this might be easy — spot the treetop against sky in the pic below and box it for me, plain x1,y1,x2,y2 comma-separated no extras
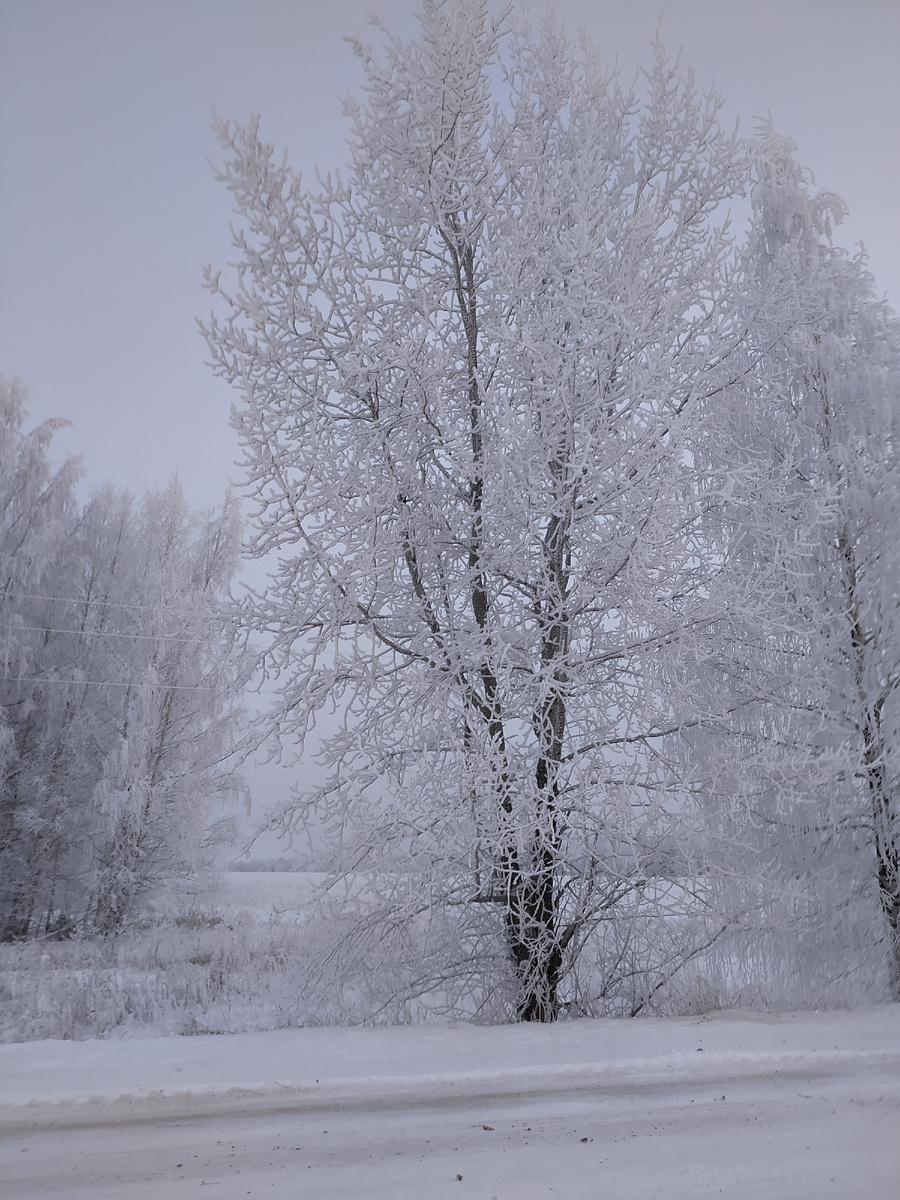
0,0,896,505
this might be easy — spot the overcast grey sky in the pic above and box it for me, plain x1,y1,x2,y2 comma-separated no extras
2,0,898,511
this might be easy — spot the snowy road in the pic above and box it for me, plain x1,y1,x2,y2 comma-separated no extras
3,1007,899,1199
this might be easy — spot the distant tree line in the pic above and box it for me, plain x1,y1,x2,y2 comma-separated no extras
0,378,247,940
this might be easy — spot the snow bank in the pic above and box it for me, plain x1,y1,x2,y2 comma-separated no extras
3,1006,898,1200
3,1003,897,1109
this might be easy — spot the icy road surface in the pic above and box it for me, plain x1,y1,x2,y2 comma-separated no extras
2,1005,898,1199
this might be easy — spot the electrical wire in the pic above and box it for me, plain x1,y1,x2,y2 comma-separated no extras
2,592,232,619
0,622,214,645
2,675,218,692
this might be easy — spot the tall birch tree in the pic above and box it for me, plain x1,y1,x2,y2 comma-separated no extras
735,129,900,998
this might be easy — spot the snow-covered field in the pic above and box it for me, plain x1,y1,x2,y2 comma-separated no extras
3,1005,898,1199
0,872,331,1043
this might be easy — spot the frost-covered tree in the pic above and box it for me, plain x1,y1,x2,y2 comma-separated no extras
84,481,249,934
0,378,82,938
204,1,753,1020
0,387,247,938
729,129,900,999
682,132,900,1007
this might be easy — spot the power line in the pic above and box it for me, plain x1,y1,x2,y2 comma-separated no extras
2,592,233,619
0,622,212,645
2,675,218,692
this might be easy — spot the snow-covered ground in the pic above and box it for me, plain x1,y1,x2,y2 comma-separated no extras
3,1004,898,1198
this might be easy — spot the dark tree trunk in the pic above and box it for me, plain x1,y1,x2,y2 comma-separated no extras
841,532,899,999
505,844,562,1021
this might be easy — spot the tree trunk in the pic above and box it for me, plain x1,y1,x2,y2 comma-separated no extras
505,842,562,1021
841,532,900,999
